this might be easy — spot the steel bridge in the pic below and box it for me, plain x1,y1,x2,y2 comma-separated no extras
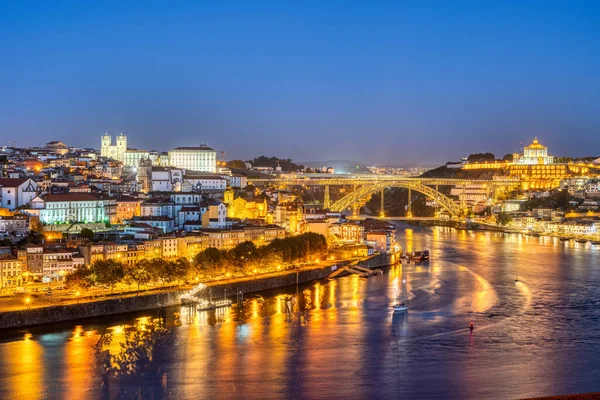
248,175,519,218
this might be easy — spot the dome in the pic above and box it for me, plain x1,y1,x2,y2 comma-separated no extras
525,137,547,150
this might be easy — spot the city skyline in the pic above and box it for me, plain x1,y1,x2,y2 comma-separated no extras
2,1,600,165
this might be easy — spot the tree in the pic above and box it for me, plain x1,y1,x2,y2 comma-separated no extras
467,153,495,162
171,258,191,286
90,259,125,293
496,212,512,226
126,260,152,293
226,160,247,170
146,258,176,287
66,265,94,292
80,228,95,240
194,248,223,274
502,153,514,162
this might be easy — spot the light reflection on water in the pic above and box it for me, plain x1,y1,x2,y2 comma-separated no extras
0,224,600,399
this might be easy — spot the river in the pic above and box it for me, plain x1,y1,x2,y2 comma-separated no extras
1,223,600,399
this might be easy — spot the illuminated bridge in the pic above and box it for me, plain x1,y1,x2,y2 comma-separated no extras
248,175,520,218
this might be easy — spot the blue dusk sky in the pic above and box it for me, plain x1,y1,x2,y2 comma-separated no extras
1,1,599,165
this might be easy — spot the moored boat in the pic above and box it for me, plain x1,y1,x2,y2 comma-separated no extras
408,250,430,262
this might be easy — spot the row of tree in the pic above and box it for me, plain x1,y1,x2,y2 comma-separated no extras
67,258,192,293
66,233,328,292
194,232,328,275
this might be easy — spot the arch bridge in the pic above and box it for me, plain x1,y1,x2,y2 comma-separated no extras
248,175,519,219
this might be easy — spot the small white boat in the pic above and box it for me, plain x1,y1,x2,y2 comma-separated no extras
392,279,409,313
393,303,408,312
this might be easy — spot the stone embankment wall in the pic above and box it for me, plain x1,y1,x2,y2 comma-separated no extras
0,252,399,330
0,290,186,330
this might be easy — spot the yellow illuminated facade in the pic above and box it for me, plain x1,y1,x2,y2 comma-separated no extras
463,137,596,189
224,189,269,221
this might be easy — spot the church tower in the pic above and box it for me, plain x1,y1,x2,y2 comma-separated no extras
116,133,127,162
101,133,112,158
138,157,153,192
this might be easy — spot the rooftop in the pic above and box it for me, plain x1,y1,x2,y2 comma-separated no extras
171,146,214,151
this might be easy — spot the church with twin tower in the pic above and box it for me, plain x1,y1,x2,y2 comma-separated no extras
100,133,127,162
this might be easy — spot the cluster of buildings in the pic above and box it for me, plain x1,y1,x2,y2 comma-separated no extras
460,137,600,190
0,133,402,290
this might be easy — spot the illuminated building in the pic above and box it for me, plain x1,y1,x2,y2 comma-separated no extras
44,141,69,155
450,184,489,205
123,150,150,167
463,137,596,189
168,145,217,173
275,201,304,233
115,197,142,223
37,193,117,224
0,178,38,210
224,189,269,221
329,221,365,244
16,244,44,280
0,254,23,289
513,137,554,165
100,133,127,162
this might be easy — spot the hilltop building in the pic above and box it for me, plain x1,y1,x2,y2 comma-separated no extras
168,145,217,173
100,133,127,162
513,137,554,165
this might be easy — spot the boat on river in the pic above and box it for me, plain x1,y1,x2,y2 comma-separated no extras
392,279,409,313
575,239,589,244
408,250,430,262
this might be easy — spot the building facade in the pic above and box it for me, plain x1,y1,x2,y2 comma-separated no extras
168,146,217,173
100,133,127,162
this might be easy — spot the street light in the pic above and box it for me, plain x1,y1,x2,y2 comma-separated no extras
25,297,31,309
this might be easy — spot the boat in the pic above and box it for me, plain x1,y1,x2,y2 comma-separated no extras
559,237,571,242
575,239,589,244
592,241,600,246
408,250,430,262
392,279,409,313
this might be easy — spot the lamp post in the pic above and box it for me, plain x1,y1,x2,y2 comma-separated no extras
25,297,31,309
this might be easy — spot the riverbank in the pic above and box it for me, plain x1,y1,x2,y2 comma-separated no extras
408,219,600,243
0,252,399,330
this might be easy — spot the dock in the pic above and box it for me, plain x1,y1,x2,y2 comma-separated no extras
327,261,383,279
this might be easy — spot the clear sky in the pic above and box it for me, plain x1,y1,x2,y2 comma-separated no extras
1,1,599,165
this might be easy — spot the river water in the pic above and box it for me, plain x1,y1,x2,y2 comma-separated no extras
1,224,600,399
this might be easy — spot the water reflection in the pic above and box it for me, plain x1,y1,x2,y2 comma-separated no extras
1,224,600,399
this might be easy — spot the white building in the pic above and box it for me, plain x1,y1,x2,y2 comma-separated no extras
0,178,38,210
38,193,117,224
123,150,150,167
100,133,127,162
42,248,81,281
513,137,554,165
182,174,228,191
168,145,217,173
450,184,489,205
228,175,248,189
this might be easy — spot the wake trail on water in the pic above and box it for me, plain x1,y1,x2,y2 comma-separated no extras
414,260,532,340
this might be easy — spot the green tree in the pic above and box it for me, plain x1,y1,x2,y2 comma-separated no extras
66,265,94,292
126,260,153,292
80,228,95,240
496,212,512,226
194,248,223,274
226,159,247,170
171,258,191,286
146,258,176,287
90,259,125,293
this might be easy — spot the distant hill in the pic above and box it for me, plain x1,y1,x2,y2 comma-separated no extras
299,159,370,174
